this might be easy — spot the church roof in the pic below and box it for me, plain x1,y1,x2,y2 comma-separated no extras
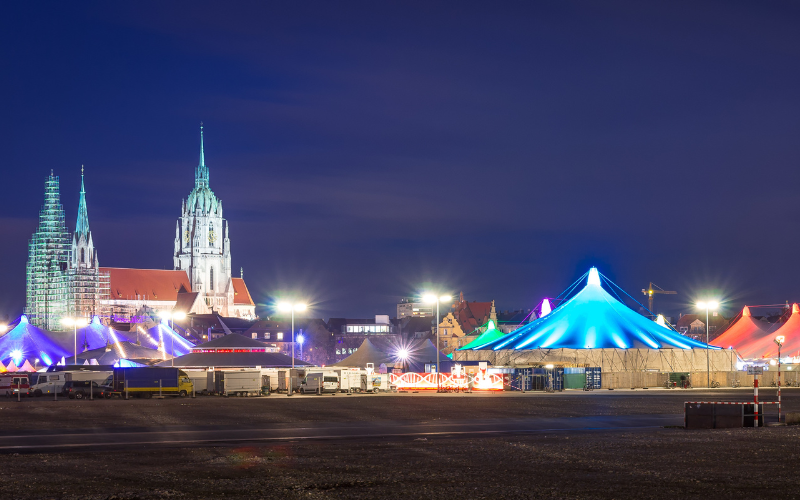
101,268,191,301
75,167,90,239
231,278,254,306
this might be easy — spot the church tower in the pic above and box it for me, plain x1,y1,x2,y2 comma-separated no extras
68,166,105,319
174,125,233,314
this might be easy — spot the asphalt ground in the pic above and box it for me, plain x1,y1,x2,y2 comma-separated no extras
1,389,797,499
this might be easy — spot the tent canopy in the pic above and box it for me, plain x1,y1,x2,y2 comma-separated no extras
738,304,800,359
459,320,506,350
332,337,448,372
0,315,71,366
473,268,715,351
712,306,772,353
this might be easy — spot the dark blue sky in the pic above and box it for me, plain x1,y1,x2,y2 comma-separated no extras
2,2,799,320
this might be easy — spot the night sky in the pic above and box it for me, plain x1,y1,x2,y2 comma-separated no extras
2,2,799,321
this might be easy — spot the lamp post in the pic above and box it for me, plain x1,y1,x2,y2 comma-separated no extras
159,311,187,366
398,348,409,373
61,317,88,365
775,335,785,422
423,293,452,393
696,301,719,389
278,302,307,396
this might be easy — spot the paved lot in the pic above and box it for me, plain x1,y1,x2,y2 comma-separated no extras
1,389,796,499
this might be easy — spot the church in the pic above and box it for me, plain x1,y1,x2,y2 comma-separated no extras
24,127,256,330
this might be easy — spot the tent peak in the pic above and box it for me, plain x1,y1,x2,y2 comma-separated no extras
587,267,601,286
541,298,551,317
743,306,751,317
794,303,799,315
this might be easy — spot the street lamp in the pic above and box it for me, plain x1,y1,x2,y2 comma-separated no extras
696,301,719,389
159,311,187,366
775,335,785,422
398,348,409,373
61,317,88,364
423,293,452,393
278,302,307,396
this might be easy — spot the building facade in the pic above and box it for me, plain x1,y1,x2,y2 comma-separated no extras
397,298,434,319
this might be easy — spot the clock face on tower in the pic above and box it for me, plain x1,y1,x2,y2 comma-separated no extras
208,229,217,245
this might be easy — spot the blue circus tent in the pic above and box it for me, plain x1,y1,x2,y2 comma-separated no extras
144,319,195,357
75,316,137,352
473,268,717,351
0,315,71,367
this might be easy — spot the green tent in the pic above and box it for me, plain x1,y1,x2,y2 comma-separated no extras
459,320,505,350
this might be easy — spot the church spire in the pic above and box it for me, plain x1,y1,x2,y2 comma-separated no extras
195,122,209,189
75,165,90,239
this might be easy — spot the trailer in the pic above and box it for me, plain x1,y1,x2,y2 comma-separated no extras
338,369,366,393
110,367,194,398
183,370,212,394
214,369,261,396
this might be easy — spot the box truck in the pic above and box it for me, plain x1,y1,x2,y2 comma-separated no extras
214,370,261,396
110,367,193,398
0,374,30,397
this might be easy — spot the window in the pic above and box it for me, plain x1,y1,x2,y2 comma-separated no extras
209,267,214,291
277,332,283,340
265,333,270,340
251,333,257,339
80,248,85,263
336,349,341,355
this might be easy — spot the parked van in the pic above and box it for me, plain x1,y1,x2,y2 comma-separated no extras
30,372,67,396
300,373,339,394
0,374,30,397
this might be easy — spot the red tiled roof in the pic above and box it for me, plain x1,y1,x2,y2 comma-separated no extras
101,267,191,302
231,278,254,306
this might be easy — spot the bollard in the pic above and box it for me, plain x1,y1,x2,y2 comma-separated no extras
159,379,162,398
754,377,759,427
17,388,20,402
90,382,93,401
192,385,196,398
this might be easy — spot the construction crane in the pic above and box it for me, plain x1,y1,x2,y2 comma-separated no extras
642,282,676,317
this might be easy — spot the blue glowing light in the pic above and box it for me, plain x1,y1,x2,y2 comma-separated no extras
10,350,22,365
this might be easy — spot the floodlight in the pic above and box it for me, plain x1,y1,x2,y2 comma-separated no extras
696,302,707,309
398,348,409,360
277,302,292,312
422,294,437,304
776,335,785,346
61,318,74,326
545,364,554,369
158,311,170,319
294,304,307,312
439,295,452,302
708,301,719,310
297,334,305,344
173,312,187,320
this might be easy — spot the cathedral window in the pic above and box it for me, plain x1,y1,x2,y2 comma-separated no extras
209,267,214,290
80,248,85,263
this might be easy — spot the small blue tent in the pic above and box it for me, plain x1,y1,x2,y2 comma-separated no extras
474,268,717,351
0,315,71,366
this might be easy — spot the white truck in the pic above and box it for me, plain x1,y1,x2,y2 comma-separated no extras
214,369,262,396
182,370,212,394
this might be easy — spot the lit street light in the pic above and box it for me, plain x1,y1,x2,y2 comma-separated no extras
775,335,785,421
696,301,719,389
423,293,452,393
159,311,187,366
278,302,307,396
61,317,88,364
398,348,409,372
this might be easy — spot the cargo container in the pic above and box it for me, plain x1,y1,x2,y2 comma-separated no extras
110,367,193,398
214,369,261,396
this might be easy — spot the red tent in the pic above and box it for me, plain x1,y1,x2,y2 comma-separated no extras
738,304,799,359
712,306,771,351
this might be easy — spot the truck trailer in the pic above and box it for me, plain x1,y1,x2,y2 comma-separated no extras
110,367,193,398
214,369,261,396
